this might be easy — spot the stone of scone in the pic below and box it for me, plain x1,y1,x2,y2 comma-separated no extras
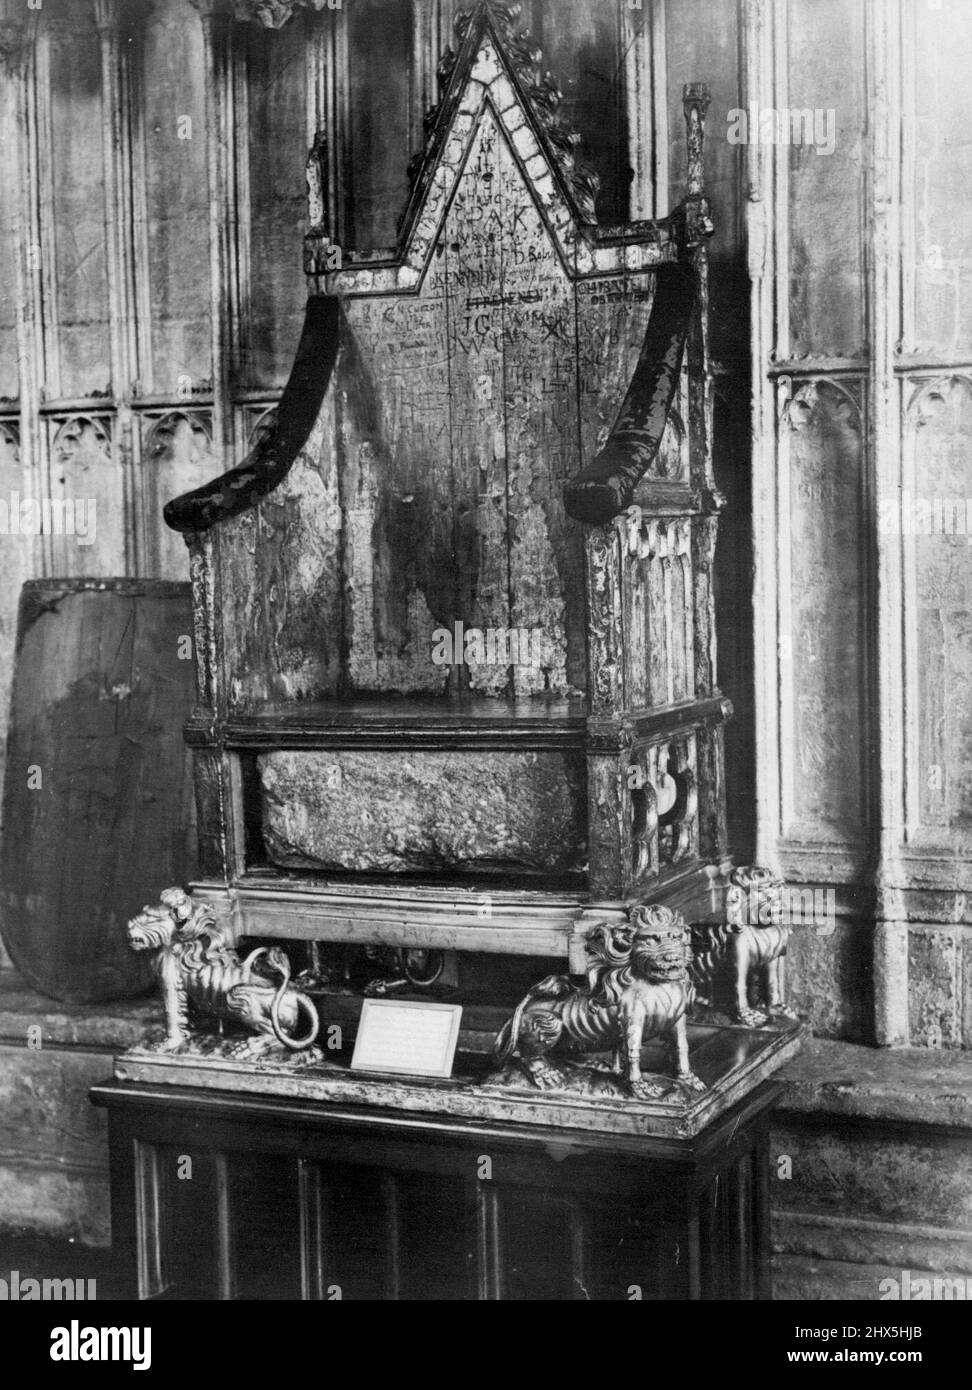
259,750,587,873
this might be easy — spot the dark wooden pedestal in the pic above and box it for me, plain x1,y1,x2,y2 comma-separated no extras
91,1078,779,1301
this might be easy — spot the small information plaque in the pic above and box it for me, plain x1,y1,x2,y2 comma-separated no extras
350,999,463,1080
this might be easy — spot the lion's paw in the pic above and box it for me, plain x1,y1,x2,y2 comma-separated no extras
676,1071,707,1094
228,1035,278,1060
525,1062,569,1092
159,1035,188,1054
629,1076,667,1101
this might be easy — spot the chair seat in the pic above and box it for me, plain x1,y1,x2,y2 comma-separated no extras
220,693,589,751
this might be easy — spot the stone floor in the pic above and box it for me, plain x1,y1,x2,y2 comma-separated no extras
770,1038,972,1297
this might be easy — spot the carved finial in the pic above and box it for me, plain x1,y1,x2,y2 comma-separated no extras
683,83,710,198
403,0,601,231
305,130,327,228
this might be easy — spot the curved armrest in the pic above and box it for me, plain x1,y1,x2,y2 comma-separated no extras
164,295,341,535
563,264,696,525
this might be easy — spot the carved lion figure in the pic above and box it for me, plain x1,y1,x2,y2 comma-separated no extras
690,865,795,1027
493,904,704,1099
128,887,319,1054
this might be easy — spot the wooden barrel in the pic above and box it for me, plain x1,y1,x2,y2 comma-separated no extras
0,579,197,1003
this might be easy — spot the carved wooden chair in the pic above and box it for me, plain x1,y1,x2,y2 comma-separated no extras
163,1,728,1000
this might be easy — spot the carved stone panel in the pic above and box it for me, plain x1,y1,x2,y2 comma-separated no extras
242,17,310,389
0,420,19,488
911,3,972,357
907,377,972,844
782,379,867,843
241,406,278,450
142,412,216,580
47,11,112,399
48,415,122,576
0,131,17,402
0,422,24,782
141,0,211,397
786,0,867,359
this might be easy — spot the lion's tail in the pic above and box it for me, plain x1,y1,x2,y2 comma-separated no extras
493,974,570,1065
252,947,320,1051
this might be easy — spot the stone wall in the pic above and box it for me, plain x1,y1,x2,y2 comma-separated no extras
771,1040,972,1299
745,0,972,1049
0,976,157,1246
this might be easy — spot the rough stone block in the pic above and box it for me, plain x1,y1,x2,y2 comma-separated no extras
260,750,587,874
772,1254,905,1301
772,1040,972,1263
0,1045,109,1173
0,974,157,1242
772,1208,972,1276
0,1162,109,1246
0,1043,113,1243
909,925,961,1047
771,1119,971,1229
785,918,871,1042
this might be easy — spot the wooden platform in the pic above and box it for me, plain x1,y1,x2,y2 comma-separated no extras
92,1071,783,1300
